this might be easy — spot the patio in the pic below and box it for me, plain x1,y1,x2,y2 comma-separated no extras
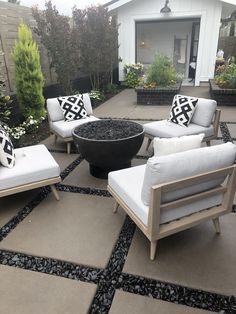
0,86,236,313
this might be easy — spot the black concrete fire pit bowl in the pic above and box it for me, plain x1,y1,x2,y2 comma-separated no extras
73,119,144,179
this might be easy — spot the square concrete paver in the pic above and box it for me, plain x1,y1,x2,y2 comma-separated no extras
0,265,96,314
51,152,78,172
63,160,108,189
0,192,125,268
123,213,236,296
63,158,146,189
110,291,213,314
0,190,38,228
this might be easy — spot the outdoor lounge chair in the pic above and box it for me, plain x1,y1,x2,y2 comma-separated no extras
0,144,61,200
144,95,221,151
47,93,99,154
108,142,236,260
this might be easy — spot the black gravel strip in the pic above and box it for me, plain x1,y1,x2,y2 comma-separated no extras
0,189,49,241
0,250,103,284
89,216,136,314
220,122,234,143
60,155,84,180
57,184,111,198
117,273,236,313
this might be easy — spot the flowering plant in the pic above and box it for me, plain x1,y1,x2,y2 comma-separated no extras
124,63,144,88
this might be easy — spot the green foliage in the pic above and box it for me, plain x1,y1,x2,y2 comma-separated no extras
146,53,177,87
89,89,105,102
72,5,119,89
104,83,118,94
123,63,144,88
32,1,75,94
215,62,236,88
12,23,45,119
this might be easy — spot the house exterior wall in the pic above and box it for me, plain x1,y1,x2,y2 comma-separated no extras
116,0,222,85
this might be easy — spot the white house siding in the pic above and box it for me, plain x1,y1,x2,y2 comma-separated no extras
116,0,223,85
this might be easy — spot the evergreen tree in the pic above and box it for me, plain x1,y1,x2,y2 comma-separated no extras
12,23,45,119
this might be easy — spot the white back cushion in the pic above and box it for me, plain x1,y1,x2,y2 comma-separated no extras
141,142,236,206
47,93,93,122
191,98,217,127
153,134,204,157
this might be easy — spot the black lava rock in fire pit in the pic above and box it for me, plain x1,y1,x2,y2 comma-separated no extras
73,119,144,179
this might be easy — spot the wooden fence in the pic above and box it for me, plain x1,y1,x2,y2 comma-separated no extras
0,1,57,94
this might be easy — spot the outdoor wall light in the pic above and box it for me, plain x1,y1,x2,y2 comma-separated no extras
160,0,171,13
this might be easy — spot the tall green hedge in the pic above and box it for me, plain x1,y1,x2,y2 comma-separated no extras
12,23,45,119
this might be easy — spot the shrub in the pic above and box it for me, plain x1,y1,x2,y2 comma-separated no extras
12,23,46,120
124,63,144,88
32,1,75,94
146,53,176,87
215,62,236,88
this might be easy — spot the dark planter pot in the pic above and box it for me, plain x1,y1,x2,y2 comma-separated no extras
73,119,144,179
135,82,181,105
209,79,236,106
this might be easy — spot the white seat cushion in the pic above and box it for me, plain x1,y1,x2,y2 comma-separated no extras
0,145,60,190
144,120,214,138
109,165,148,224
50,116,99,138
108,164,223,226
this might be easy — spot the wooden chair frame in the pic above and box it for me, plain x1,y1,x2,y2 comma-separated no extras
145,109,221,151
0,176,61,200
108,164,236,260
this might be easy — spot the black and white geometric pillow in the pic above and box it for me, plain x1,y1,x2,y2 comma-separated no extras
57,94,88,122
169,94,198,127
0,128,15,168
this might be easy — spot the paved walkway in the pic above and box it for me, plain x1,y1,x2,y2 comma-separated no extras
94,86,236,122
0,87,235,314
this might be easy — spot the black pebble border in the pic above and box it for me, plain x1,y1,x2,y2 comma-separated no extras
220,122,234,143
0,250,103,285
0,122,235,314
118,273,236,313
57,184,111,198
89,216,136,313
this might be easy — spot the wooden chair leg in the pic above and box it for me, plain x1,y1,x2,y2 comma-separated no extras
206,140,211,147
146,138,152,151
54,134,58,144
67,142,71,154
212,217,221,234
150,240,158,260
50,185,60,201
113,202,119,213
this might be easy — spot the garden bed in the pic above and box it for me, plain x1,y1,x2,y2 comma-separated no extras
135,82,181,105
209,79,236,106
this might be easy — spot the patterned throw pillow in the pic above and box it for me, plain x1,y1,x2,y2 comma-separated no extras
57,94,88,122
0,128,15,168
169,94,198,127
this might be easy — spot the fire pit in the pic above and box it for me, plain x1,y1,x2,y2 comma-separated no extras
73,119,144,178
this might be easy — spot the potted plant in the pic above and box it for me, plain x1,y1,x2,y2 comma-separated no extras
135,53,181,105
209,59,236,106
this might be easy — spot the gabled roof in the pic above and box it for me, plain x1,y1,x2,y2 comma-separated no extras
105,0,236,11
